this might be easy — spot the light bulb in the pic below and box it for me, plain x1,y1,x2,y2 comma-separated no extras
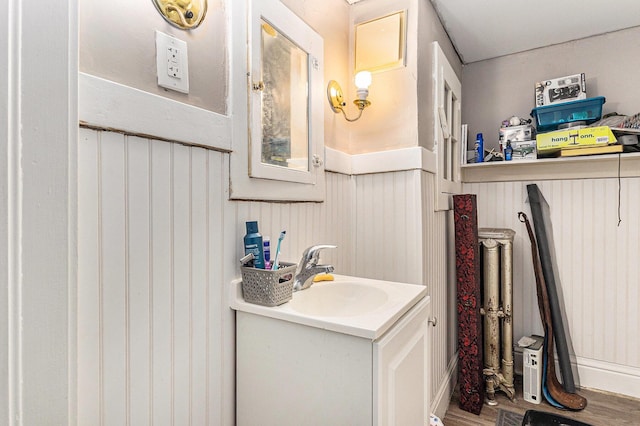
354,71,372,90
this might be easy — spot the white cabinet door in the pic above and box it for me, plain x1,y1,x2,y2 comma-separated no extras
236,296,431,426
236,312,372,426
374,297,430,425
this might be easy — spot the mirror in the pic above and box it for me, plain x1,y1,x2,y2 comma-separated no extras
355,11,406,73
231,0,325,201
243,0,324,193
260,20,309,172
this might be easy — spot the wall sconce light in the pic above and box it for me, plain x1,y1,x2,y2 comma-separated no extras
152,0,207,30
327,71,372,122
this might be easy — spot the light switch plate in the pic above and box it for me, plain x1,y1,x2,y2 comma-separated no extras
155,31,189,94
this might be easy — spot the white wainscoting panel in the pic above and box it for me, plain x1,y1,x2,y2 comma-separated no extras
233,168,459,414
352,170,424,284
231,172,356,278
345,169,456,416
78,130,465,424
78,128,228,425
421,171,458,417
464,178,640,397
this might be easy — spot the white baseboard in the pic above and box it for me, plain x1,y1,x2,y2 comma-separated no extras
437,352,640,420
573,356,640,399
431,355,458,419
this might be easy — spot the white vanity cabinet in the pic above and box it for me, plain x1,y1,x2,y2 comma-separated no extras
235,294,430,426
374,296,430,425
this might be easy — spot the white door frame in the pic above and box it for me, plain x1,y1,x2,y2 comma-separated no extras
1,0,78,424
432,41,462,211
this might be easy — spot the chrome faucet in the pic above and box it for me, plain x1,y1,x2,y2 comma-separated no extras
293,244,336,291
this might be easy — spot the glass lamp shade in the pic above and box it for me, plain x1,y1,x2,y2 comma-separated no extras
354,71,372,90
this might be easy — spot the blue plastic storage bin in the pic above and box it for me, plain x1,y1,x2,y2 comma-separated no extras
531,96,605,133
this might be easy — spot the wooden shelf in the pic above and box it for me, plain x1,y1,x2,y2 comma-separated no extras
461,151,640,183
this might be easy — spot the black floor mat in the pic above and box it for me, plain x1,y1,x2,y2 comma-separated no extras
496,408,524,426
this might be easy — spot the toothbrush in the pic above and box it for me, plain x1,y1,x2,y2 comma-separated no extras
271,231,286,271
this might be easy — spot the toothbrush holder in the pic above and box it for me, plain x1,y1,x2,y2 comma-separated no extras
240,262,297,307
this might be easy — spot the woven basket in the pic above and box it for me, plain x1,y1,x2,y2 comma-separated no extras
240,262,297,307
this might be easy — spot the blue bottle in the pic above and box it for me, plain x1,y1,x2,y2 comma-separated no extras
244,221,265,269
505,141,513,161
475,133,484,163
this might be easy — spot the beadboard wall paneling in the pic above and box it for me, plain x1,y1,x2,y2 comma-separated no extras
77,129,101,425
464,179,640,372
348,169,454,414
325,171,358,277
422,171,458,416
78,128,228,425
78,127,459,424
231,172,356,277
238,169,455,415
353,171,424,284
463,181,543,348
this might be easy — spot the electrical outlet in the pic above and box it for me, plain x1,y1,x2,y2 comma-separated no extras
167,45,182,79
155,31,189,94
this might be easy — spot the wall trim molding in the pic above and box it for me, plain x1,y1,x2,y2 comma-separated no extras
80,73,438,180
79,72,232,151
325,146,437,176
432,355,458,419
440,352,640,410
5,0,79,423
573,356,640,399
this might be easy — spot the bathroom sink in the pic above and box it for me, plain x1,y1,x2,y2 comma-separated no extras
289,282,389,317
230,274,428,339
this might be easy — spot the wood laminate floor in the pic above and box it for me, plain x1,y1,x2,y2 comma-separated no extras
442,376,640,426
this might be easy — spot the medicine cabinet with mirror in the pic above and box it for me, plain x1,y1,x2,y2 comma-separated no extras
230,0,325,201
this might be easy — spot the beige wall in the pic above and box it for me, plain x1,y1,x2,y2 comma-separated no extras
80,0,351,150
79,0,460,155
281,0,352,154
80,0,227,113
346,0,418,154
462,26,640,153
341,0,462,154
417,0,462,152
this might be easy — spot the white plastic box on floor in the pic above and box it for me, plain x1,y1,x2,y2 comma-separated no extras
523,335,544,404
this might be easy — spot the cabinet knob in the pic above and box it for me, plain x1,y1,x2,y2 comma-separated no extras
428,317,438,327
252,81,265,92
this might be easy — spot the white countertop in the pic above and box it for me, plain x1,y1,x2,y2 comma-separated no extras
230,274,428,340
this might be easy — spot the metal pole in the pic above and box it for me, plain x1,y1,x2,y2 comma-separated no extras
482,239,500,405
501,238,515,396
